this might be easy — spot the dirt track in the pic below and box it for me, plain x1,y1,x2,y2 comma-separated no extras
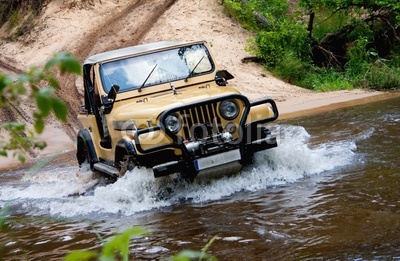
60,0,177,139
0,59,31,125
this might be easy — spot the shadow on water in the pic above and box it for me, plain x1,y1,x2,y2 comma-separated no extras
1,96,400,260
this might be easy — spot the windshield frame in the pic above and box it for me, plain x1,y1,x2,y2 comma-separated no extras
99,43,215,94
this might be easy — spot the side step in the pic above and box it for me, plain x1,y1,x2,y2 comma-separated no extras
93,162,120,176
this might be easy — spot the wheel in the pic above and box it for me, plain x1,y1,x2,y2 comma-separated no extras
180,171,196,183
117,155,136,177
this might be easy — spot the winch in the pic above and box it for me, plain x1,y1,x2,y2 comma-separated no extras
184,132,234,156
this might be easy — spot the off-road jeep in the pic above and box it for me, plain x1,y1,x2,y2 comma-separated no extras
76,41,279,180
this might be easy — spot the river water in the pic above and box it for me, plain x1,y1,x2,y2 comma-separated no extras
0,96,399,260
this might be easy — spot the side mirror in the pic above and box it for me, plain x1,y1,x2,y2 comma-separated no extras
215,70,234,86
108,84,120,100
101,84,120,114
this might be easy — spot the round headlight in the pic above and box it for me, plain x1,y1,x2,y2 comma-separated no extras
220,100,239,120
165,114,182,133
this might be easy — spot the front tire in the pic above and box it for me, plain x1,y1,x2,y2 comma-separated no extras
117,155,136,177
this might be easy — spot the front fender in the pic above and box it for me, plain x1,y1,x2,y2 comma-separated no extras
115,138,136,160
76,129,98,165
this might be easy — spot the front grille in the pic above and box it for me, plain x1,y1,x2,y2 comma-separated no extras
179,102,223,139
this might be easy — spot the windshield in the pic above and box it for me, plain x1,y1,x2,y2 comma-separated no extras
99,44,214,93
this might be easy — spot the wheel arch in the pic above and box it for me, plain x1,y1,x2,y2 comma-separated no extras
76,129,98,166
115,138,137,166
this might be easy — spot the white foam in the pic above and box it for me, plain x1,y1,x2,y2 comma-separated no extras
0,166,98,201
0,125,365,217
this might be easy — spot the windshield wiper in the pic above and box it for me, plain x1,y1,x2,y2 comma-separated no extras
138,64,157,92
185,56,204,82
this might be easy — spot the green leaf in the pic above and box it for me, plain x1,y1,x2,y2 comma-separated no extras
51,98,68,121
200,235,218,259
0,150,7,157
172,250,205,261
34,116,45,134
48,76,59,88
29,66,45,81
4,75,28,99
18,153,26,163
172,235,218,261
44,55,57,70
46,52,81,75
2,122,25,132
35,87,55,117
0,205,9,231
64,250,97,261
17,74,31,84
101,227,147,260
34,141,47,150
13,151,26,163
0,74,12,92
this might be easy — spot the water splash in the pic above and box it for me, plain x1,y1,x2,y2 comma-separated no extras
0,125,366,217
0,165,97,201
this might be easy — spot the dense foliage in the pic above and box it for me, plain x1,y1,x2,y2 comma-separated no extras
0,0,46,40
223,0,400,91
0,0,94,39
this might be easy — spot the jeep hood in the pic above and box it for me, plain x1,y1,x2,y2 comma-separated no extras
111,87,241,123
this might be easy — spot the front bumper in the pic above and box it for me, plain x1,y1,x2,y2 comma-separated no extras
134,95,279,178
151,130,277,178
153,149,242,178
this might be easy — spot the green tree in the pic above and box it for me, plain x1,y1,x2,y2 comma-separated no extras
302,0,400,66
223,0,400,90
303,0,400,89
0,52,81,162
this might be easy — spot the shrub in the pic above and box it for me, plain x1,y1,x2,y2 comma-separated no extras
272,51,307,84
222,0,400,91
359,61,400,90
223,0,255,30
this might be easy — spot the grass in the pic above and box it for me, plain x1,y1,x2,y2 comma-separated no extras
302,68,354,91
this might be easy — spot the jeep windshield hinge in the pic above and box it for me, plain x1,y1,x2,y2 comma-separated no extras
170,82,177,95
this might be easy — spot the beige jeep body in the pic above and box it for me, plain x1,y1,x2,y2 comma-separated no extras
76,41,278,180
